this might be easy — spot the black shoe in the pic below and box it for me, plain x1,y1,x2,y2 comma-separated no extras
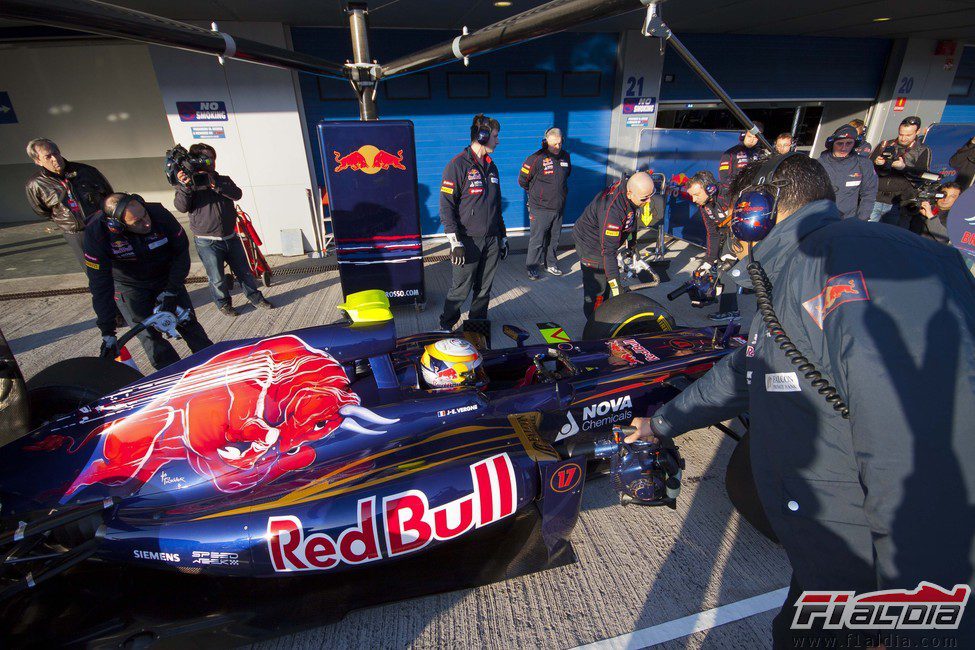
708,310,740,322
254,298,274,310
545,265,563,276
218,304,238,317
527,267,541,281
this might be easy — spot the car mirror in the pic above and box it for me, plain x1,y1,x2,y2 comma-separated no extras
502,325,529,348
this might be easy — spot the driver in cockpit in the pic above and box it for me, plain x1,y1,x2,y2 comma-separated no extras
419,338,487,389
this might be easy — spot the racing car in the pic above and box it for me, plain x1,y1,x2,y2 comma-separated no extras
0,289,753,640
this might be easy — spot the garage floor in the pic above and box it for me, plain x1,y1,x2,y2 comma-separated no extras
0,238,790,649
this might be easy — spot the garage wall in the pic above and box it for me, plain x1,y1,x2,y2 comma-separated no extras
291,28,618,234
148,22,317,255
0,42,173,224
941,45,975,123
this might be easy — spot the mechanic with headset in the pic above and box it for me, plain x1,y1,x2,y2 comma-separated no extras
869,115,932,225
173,144,272,317
84,193,213,370
438,114,508,332
717,121,767,197
626,154,975,648
685,171,742,322
519,127,571,281
817,124,878,220
571,171,656,318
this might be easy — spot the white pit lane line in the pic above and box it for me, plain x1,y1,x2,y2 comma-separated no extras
573,587,790,650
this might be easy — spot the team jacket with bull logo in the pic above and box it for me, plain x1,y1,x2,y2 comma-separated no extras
718,143,766,196
817,151,878,220
518,147,571,213
83,203,191,335
648,199,975,605
571,177,637,281
439,147,506,238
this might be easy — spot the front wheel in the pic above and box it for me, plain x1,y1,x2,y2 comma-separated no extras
26,357,144,429
582,293,677,341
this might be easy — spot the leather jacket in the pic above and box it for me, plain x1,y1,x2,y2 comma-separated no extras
25,161,113,233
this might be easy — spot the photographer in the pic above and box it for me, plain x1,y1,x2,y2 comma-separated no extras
818,125,877,220
919,182,961,245
869,116,932,226
172,144,272,316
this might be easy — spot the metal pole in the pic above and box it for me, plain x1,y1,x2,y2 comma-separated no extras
0,0,347,79
381,0,648,79
346,2,378,120
642,5,772,150
790,106,803,139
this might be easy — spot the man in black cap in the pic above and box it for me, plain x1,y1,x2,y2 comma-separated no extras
818,125,878,220
869,116,932,226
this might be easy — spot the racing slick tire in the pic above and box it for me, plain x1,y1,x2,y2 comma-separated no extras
25,357,144,429
582,293,677,341
725,432,779,543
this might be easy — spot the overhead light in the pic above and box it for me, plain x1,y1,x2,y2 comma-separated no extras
494,1,513,6
873,17,891,22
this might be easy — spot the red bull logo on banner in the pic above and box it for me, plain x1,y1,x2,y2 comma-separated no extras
58,335,397,497
266,453,517,571
333,145,407,174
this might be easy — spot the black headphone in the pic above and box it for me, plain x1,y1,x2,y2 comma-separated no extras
102,193,146,234
471,114,493,145
542,126,561,149
690,171,719,199
825,131,864,149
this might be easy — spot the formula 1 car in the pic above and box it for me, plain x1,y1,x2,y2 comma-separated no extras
0,290,746,642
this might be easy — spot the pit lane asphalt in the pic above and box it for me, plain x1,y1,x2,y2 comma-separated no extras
0,238,790,649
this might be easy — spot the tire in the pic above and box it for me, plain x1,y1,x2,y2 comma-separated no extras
582,293,678,341
262,271,273,287
26,357,144,430
725,432,779,543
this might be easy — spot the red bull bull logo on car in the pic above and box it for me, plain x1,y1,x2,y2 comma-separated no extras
266,453,517,572
333,145,407,174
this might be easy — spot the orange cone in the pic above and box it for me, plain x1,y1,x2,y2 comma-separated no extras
115,345,139,371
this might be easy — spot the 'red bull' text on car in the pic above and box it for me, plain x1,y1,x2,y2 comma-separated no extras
0,289,749,622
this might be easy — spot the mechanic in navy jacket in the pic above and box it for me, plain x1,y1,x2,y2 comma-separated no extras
438,115,508,331
519,127,571,280
818,124,877,220
571,172,655,318
718,121,767,197
84,193,213,370
627,155,975,647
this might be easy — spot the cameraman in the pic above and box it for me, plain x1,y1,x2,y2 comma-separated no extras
173,144,272,316
919,182,961,245
869,116,932,226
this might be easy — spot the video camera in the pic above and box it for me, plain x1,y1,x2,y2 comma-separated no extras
164,144,213,191
904,171,947,209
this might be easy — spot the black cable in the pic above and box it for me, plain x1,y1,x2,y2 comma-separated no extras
746,260,850,419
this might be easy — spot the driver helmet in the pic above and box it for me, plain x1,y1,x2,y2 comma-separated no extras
420,338,484,388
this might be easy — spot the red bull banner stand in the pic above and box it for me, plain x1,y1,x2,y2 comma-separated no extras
318,120,425,305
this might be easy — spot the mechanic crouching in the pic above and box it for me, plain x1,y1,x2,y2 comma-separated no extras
626,155,975,647
84,193,213,370
572,172,655,318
